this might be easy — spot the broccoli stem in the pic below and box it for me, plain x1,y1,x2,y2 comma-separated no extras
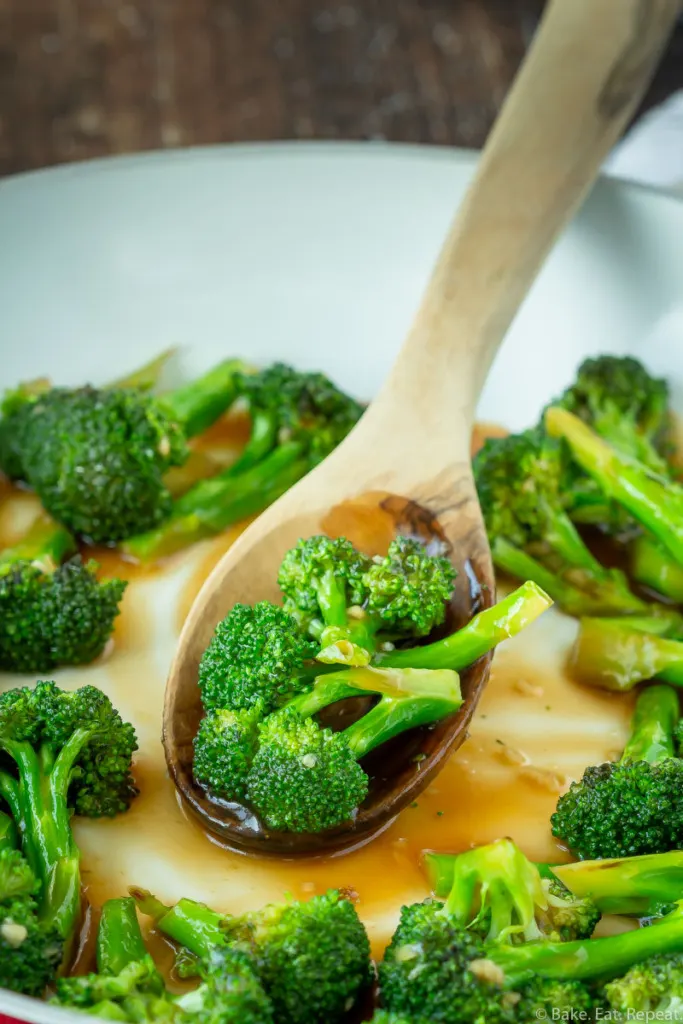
0,727,105,953
97,898,149,975
286,666,456,718
423,850,557,901
620,684,679,764
159,358,247,439
130,890,224,959
0,514,76,570
554,851,683,917
343,671,462,759
490,900,683,987
546,406,683,565
631,533,683,603
222,409,278,478
378,582,552,671
492,539,608,617
122,442,309,561
0,809,17,853
570,619,683,692
108,349,176,392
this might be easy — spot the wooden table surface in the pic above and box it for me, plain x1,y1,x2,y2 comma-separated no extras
1,1,682,177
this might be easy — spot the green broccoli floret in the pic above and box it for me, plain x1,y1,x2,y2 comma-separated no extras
551,684,683,859
193,703,264,802
379,895,683,1024
197,602,319,713
0,515,126,672
56,896,274,1024
133,887,372,1024
555,355,671,475
0,815,63,997
435,839,599,945
278,535,455,660
0,683,138,961
475,427,681,629
192,584,551,823
122,364,363,561
0,359,245,543
514,978,602,1021
604,952,683,1012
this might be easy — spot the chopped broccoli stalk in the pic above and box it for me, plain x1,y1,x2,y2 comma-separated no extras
0,682,138,962
632,533,683,603
554,355,672,475
569,618,683,692
197,601,320,714
0,515,127,673
551,684,683,859
122,366,363,561
96,896,150,976
554,851,683,918
109,348,177,392
475,427,673,622
0,359,245,543
604,952,683,1012
378,581,553,671
379,897,683,1023
247,667,462,833
134,887,371,1024
0,813,63,996
546,405,683,566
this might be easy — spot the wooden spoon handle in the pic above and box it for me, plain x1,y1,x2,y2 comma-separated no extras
387,0,679,424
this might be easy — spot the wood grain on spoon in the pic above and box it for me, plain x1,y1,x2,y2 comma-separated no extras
164,0,679,856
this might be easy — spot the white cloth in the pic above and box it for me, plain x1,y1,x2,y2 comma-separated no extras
604,90,683,196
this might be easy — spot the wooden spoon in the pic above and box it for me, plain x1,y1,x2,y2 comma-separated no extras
164,0,679,857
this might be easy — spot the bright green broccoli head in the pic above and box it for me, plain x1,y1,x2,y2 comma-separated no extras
278,535,370,634
177,945,274,1024
53,954,168,1015
10,386,187,542
0,681,138,818
551,759,683,860
362,536,455,638
198,601,318,714
444,838,599,945
514,977,601,1021
474,429,565,548
227,889,372,1024
238,363,364,465
603,952,683,1012
246,708,368,833
0,848,63,997
557,355,670,471
193,703,264,802
378,901,509,1024
0,557,126,673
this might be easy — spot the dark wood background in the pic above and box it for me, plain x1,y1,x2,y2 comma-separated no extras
1,1,682,178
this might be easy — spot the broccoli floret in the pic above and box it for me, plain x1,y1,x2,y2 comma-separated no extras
514,978,601,1021
556,355,671,475
379,896,683,1024
439,839,599,945
552,684,683,859
475,427,679,628
193,703,264,802
0,834,63,997
0,360,245,543
197,602,319,714
0,515,126,672
122,364,363,561
0,683,138,959
604,952,683,1012
278,535,455,660
176,945,274,1024
133,888,371,1024
193,584,551,825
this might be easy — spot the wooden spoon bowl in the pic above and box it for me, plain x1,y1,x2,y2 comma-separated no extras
163,0,679,857
167,488,493,856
